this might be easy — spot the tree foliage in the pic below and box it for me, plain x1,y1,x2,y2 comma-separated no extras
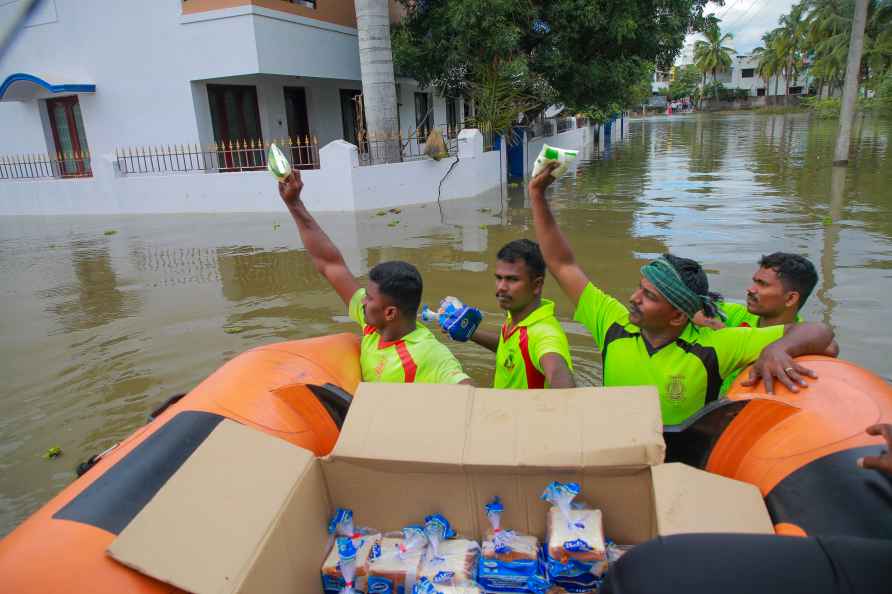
391,0,715,116
694,20,735,98
669,64,702,98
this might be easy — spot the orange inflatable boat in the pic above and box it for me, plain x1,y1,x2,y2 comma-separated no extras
665,355,892,539
0,333,361,594
1,340,890,592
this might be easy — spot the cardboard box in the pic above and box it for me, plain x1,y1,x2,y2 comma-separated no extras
107,383,772,593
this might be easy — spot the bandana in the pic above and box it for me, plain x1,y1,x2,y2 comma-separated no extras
640,256,724,321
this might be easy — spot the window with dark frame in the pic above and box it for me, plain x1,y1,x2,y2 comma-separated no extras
207,84,264,171
446,99,459,138
46,96,92,177
742,68,755,78
414,92,432,138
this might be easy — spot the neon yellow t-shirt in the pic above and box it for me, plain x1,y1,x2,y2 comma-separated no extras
718,301,801,394
493,299,573,389
573,283,784,425
349,289,470,384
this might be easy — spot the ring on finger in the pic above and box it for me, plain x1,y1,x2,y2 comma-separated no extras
784,367,794,373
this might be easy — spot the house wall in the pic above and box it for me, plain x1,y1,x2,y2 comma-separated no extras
0,132,506,215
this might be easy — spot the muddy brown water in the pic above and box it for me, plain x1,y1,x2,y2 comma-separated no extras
2,112,891,537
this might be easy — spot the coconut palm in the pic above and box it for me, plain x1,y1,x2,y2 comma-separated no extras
694,22,736,99
778,3,808,94
355,0,400,162
753,31,785,96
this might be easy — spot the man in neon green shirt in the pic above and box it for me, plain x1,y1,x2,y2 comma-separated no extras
446,239,574,389
528,163,836,424
693,253,838,392
278,171,471,385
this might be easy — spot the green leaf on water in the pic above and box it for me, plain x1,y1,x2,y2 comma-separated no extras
223,327,244,334
273,223,281,230
479,224,487,229
376,210,388,216
43,446,62,460
103,230,117,236
477,208,491,213
822,216,833,226
508,182,520,189
388,220,400,227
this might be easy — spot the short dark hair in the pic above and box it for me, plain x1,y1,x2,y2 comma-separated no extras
664,253,723,316
497,239,546,279
369,260,423,316
758,252,818,310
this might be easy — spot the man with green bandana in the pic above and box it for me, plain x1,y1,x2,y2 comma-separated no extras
278,170,472,385
528,164,836,424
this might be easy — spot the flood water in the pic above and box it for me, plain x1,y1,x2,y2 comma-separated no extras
2,112,891,536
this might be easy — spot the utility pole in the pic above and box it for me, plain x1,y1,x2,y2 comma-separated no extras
833,0,869,166
355,0,400,164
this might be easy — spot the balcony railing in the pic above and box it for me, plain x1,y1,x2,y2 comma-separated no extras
0,151,92,180
115,137,319,176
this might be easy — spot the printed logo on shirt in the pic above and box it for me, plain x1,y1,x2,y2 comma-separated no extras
503,352,516,370
667,375,685,403
374,357,386,379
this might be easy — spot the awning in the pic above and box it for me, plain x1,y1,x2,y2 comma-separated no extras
0,72,96,102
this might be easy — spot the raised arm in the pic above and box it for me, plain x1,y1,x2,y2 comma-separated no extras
528,164,590,306
742,322,836,394
279,171,359,305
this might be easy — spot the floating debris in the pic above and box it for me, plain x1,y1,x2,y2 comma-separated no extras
103,230,117,236
389,208,402,214
223,327,244,334
822,216,833,226
387,220,400,227
273,222,281,230
43,446,62,460
508,182,521,189
479,224,487,229
376,210,388,216
477,208,491,213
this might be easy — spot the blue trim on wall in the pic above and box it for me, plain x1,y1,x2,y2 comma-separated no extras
0,72,96,101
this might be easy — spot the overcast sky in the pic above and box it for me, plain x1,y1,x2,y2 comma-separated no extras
685,0,797,55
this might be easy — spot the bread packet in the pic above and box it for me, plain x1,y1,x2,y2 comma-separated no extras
368,525,428,594
541,482,605,564
321,509,381,594
413,576,484,594
482,497,538,563
419,538,479,585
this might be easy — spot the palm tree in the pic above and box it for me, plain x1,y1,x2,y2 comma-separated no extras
694,22,736,100
778,4,808,94
355,0,400,162
754,31,787,96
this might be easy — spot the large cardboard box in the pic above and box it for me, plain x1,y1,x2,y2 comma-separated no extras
107,383,772,593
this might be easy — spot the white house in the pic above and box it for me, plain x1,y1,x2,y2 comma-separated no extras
0,0,521,214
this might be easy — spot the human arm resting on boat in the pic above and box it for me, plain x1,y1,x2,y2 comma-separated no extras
278,171,360,305
741,322,836,395
528,163,590,307
540,353,576,388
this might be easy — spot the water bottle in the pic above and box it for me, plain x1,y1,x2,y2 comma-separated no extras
420,297,463,323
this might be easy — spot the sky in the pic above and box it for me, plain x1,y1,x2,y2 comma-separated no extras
684,0,797,56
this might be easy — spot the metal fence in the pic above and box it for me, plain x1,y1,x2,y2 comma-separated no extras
115,138,319,176
0,152,92,180
357,126,462,166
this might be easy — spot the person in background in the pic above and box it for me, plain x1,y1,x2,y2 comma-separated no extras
441,239,575,389
278,170,472,385
693,252,839,392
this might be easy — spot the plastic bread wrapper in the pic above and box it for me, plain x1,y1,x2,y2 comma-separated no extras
368,525,429,593
412,576,485,594
482,496,538,562
336,537,359,594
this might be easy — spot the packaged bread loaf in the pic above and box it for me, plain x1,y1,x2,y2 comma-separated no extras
368,525,428,594
481,497,538,563
321,509,381,594
418,538,479,585
541,482,606,564
412,576,483,594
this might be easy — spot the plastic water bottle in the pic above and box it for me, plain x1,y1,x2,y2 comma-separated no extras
420,297,463,323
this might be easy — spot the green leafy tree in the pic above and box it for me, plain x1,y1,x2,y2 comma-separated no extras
668,64,702,98
753,31,786,96
391,0,715,116
694,20,736,99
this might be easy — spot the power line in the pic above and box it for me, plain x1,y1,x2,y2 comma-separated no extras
723,0,771,29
